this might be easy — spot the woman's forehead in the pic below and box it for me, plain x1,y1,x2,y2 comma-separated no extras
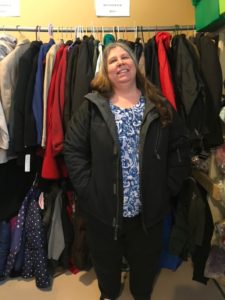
108,46,128,57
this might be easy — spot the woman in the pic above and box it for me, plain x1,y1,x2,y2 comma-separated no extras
64,42,190,300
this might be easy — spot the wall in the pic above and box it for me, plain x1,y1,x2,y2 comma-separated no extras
0,0,194,30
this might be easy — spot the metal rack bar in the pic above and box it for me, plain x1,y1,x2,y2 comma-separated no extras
0,25,195,33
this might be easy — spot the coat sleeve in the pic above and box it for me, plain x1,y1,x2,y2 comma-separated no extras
167,108,192,196
64,100,91,200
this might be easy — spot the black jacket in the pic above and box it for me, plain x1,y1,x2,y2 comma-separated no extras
64,92,191,237
171,34,223,152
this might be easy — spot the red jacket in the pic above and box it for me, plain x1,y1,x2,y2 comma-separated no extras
155,32,177,110
41,44,68,179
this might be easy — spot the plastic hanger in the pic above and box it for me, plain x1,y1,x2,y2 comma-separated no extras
117,26,120,41
48,23,54,40
68,26,81,51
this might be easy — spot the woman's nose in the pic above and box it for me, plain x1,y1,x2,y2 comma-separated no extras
117,59,124,66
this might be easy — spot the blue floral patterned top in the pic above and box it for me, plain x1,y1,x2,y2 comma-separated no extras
110,97,145,217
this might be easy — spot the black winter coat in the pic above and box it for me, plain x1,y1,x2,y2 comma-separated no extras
64,92,191,237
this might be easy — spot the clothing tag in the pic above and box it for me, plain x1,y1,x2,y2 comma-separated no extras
25,154,31,172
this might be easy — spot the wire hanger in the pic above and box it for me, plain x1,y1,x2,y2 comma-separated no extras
140,26,145,43
16,25,26,40
155,25,158,36
173,24,180,37
134,25,138,41
36,25,41,41
1,25,5,34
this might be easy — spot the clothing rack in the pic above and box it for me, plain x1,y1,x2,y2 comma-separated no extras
0,24,195,33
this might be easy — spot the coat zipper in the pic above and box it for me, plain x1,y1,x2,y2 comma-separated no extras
154,122,161,160
113,145,120,240
89,100,121,239
139,110,160,232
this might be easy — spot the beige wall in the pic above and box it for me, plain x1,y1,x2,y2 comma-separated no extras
0,0,194,27
0,0,194,40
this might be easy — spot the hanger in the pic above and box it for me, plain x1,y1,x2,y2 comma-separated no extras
1,25,5,33
0,25,5,37
117,26,120,41
35,25,41,41
77,25,80,39
16,25,26,40
134,25,138,41
91,25,96,39
101,26,104,43
140,26,145,43
70,27,74,41
155,25,158,36
65,27,70,41
67,26,81,51
57,26,64,43
121,26,125,40
135,26,142,43
173,24,180,37
48,23,54,40
82,25,85,39
192,24,196,38
124,26,128,41
114,26,117,41
61,26,64,42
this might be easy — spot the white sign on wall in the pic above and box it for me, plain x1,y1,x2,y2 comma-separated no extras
0,0,20,17
95,0,130,17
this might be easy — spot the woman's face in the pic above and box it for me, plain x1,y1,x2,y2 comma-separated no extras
106,46,137,88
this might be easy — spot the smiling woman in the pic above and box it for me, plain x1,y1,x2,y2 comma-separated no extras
107,46,140,108
64,41,191,300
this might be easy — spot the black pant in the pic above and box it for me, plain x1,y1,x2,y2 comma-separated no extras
86,215,163,300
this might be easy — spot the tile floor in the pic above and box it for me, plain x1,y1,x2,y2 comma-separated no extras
0,260,224,300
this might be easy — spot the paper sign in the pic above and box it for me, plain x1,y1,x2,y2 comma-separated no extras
0,0,20,17
95,0,130,17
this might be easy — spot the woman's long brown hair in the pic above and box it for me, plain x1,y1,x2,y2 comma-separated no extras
91,42,172,126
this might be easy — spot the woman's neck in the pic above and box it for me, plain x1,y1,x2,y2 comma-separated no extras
111,86,141,109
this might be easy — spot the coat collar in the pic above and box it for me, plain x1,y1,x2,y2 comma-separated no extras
84,91,160,144
84,91,156,115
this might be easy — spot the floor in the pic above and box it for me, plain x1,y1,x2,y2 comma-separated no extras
0,260,224,300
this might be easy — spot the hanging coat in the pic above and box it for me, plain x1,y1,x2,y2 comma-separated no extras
144,37,161,88
171,34,208,153
155,32,177,110
22,189,50,289
194,33,224,149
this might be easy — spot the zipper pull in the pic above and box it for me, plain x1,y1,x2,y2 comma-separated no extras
113,218,119,240
177,148,182,163
114,224,119,240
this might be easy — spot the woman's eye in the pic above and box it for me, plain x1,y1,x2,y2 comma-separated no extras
108,58,117,64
